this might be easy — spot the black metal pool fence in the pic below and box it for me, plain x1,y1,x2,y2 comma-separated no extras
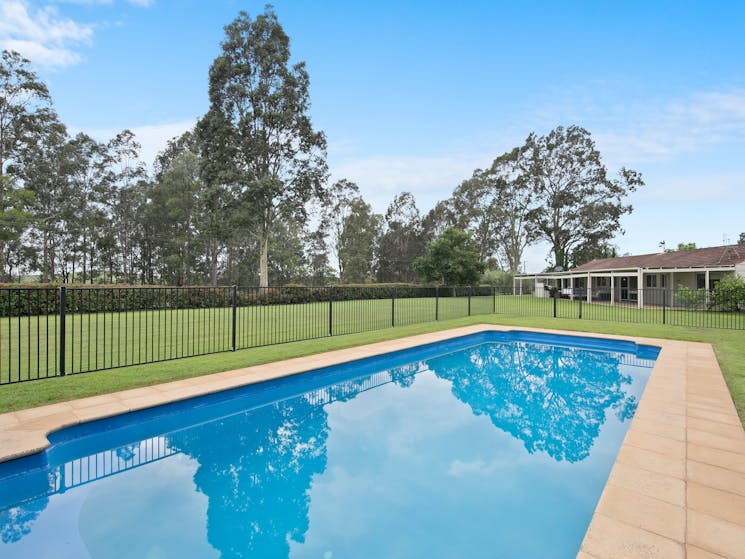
0,284,742,384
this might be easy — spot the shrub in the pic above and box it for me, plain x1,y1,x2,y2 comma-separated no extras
0,282,495,316
674,286,707,310
481,270,514,289
710,275,745,312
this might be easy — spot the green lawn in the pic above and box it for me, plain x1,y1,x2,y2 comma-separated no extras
498,295,745,329
1,310,743,428
3,293,742,384
0,295,495,383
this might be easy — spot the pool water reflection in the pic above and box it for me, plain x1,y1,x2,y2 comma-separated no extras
0,332,657,559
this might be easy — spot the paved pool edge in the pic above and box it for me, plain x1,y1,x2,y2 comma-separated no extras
1,324,744,558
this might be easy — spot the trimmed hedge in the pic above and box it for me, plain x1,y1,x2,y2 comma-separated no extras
0,283,496,317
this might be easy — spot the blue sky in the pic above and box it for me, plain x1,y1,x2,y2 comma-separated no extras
1,0,744,271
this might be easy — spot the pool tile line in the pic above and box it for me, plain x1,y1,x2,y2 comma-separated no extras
1,324,744,558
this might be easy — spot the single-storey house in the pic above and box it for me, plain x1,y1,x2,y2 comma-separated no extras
514,244,745,308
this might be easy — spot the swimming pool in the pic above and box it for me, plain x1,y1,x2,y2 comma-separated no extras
0,331,658,559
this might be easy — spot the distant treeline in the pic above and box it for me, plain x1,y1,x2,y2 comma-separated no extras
0,8,642,288
0,283,498,317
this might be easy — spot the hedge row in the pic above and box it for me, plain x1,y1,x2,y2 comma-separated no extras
0,284,497,317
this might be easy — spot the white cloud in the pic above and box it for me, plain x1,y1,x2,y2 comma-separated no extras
328,89,745,214
52,0,154,6
329,152,492,214
129,120,195,167
77,119,196,169
1,37,83,66
633,170,745,203
594,90,745,167
0,0,93,67
0,0,154,68
52,0,114,4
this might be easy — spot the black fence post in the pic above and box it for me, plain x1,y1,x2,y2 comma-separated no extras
435,286,439,321
231,285,237,351
578,299,582,319
662,289,666,325
492,286,496,313
468,286,472,316
553,293,557,319
391,287,396,328
328,286,333,336
59,286,66,376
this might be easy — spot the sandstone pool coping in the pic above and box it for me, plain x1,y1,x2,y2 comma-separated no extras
1,324,744,558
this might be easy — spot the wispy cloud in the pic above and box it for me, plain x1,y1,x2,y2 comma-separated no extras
514,82,745,169
0,0,93,67
52,0,154,6
129,120,194,167
330,152,492,213
633,170,745,204
595,90,745,166
0,0,155,68
78,119,195,169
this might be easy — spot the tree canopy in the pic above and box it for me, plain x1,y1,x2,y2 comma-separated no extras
524,126,643,270
198,8,328,288
415,227,485,285
1,19,647,287
450,145,537,273
0,50,52,177
376,192,425,283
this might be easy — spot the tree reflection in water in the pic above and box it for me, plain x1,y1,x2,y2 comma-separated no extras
0,498,48,545
166,342,637,558
169,397,328,559
0,339,645,557
169,370,417,559
428,342,638,462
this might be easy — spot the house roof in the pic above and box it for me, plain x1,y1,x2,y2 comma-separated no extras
572,244,745,272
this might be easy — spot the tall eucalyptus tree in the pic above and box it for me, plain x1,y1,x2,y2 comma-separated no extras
0,50,54,280
524,126,643,270
0,50,53,177
451,146,537,273
376,192,425,283
198,8,328,287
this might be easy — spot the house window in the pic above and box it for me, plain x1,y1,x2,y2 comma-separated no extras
645,275,657,288
661,275,667,288
595,277,609,287
696,273,706,289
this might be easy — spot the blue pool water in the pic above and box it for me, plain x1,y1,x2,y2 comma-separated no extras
0,331,658,559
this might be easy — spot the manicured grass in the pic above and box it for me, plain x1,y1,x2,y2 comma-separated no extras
3,293,741,383
0,295,495,382
1,311,743,428
0,317,481,413
506,295,745,330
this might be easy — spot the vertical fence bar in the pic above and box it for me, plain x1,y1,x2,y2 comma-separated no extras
468,286,472,316
231,285,237,351
6,290,10,382
578,299,582,319
435,286,439,321
16,288,21,379
59,286,66,376
662,290,667,325
328,286,333,336
553,293,557,319
391,287,396,328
